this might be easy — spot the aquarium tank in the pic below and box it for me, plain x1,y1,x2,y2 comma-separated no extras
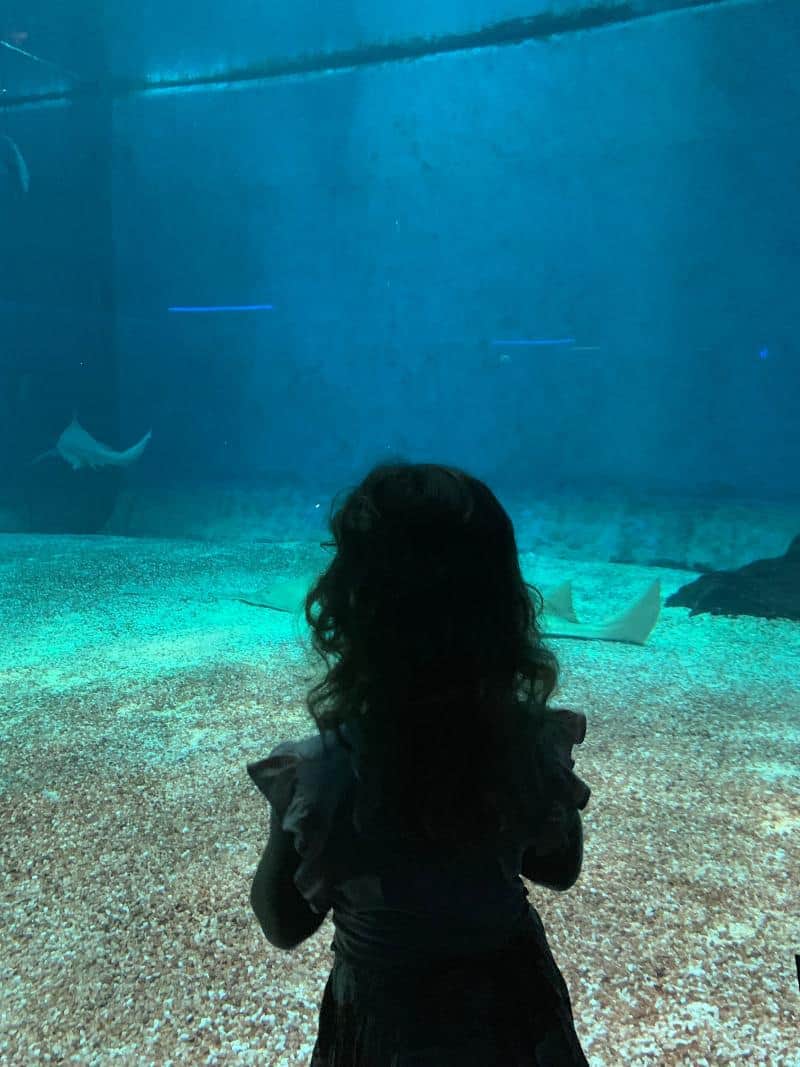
1,0,798,1063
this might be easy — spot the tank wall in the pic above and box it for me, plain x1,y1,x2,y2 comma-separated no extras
108,0,800,496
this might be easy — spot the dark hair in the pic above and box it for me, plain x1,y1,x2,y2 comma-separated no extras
304,461,560,846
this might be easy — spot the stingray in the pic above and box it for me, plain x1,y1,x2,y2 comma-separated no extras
1,135,30,195
31,415,152,470
540,579,660,645
666,534,800,621
224,575,661,646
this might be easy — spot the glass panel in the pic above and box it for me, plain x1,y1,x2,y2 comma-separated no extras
2,3,798,1064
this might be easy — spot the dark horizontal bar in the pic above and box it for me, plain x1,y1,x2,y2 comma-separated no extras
0,0,747,108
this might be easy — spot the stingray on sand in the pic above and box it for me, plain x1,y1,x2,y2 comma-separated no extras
223,575,662,646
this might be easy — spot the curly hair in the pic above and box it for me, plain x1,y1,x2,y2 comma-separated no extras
303,461,560,846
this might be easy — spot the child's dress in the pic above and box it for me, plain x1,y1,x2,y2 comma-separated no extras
248,707,591,1066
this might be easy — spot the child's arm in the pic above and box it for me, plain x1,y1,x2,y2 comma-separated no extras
520,806,584,892
250,805,329,950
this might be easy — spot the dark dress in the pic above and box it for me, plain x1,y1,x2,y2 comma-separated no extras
310,904,589,1066
248,708,591,1067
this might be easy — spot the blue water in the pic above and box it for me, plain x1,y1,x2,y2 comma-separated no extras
1,2,799,1063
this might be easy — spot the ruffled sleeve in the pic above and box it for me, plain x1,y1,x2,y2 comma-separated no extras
496,706,591,880
247,731,352,915
534,707,591,813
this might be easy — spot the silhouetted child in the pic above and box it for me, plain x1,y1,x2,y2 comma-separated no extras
248,463,591,1065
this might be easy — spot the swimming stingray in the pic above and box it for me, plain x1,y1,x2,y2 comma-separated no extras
224,575,662,646
1,135,30,195
31,415,152,470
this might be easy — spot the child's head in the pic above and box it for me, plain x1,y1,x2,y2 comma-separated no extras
304,462,560,842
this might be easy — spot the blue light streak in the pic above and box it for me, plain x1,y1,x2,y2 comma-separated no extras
0,38,80,80
491,337,576,347
167,304,274,313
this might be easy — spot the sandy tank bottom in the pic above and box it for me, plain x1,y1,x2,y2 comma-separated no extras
1,532,798,1066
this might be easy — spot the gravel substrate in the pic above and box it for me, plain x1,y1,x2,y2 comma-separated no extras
1,533,798,1066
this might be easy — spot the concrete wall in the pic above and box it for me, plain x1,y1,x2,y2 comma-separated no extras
0,1,120,531
96,485,797,573
109,0,799,500
2,0,798,539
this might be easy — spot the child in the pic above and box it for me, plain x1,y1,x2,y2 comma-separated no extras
248,462,591,1065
